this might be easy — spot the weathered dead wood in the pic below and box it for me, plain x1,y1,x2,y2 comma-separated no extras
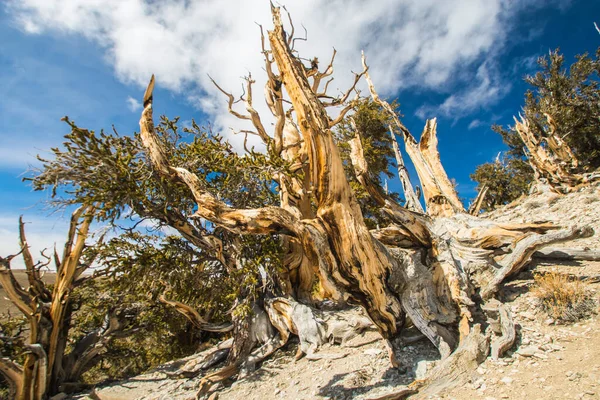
140,79,300,238
165,339,233,379
269,6,406,340
0,208,132,399
514,114,582,188
46,206,94,395
389,126,424,214
481,225,593,299
19,217,51,302
490,303,516,360
347,120,432,246
0,357,24,400
468,184,488,215
370,226,419,248
159,295,233,333
533,247,600,261
409,324,490,398
26,344,48,400
0,254,34,318
130,8,600,399
362,55,463,217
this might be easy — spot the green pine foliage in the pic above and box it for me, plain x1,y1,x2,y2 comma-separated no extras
333,99,402,228
472,47,600,210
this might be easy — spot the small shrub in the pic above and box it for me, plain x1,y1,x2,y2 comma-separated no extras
532,272,597,322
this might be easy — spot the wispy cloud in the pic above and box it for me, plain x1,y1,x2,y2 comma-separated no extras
468,119,483,130
417,62,511,120
0,212,111,270
126,96,141,112
0,213,69,269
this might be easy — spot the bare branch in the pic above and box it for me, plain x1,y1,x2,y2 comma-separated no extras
321,66,366,107
243,74,272,144
0,357,23,400
362,52,415,142
388,126,424,213
311,48,337,93
328,97,358,128
291,24,307,51
348,119,431,246
0,254,34,317
468,185,488,216
481,225,594,299
209,76,251,121
19,217,51,301
282,5,295,47
139,76,300,237
159,295,233,332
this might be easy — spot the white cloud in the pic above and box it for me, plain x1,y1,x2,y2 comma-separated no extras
0,212,110,270
468,119,483,130
5,0,570,145
126,96,142,112
0,213,69,270
417,62,511,119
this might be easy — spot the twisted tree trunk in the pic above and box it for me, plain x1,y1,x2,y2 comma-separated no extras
133,6,593,399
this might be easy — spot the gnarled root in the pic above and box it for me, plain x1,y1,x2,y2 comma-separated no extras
409,324,490,399
196,298,373,399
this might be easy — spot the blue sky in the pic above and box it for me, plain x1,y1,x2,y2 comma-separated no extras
0,0,599,263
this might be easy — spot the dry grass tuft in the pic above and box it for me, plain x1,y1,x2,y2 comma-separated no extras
532,272,597,322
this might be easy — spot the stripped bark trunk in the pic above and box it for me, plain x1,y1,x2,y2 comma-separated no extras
388,126,424,214
513,113,585,190
362,57,463,218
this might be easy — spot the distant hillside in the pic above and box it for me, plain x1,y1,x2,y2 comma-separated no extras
0,270,56,317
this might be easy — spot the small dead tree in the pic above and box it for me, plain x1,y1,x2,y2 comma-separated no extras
0,207,136,400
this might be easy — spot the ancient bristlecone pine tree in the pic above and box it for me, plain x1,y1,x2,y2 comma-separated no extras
135,6,591,398
1,6,594,400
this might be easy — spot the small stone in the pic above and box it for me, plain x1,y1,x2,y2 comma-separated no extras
471,378,485,389
520,311,536,320
517,346,540,357
545,318,555,325
415,360,431,380
363,348,383,356
501,377,514,385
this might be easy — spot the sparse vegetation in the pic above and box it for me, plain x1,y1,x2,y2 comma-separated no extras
532,272,597,323
472,47,600,207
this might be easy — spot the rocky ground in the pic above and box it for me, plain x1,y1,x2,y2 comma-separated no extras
71,184,600,400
